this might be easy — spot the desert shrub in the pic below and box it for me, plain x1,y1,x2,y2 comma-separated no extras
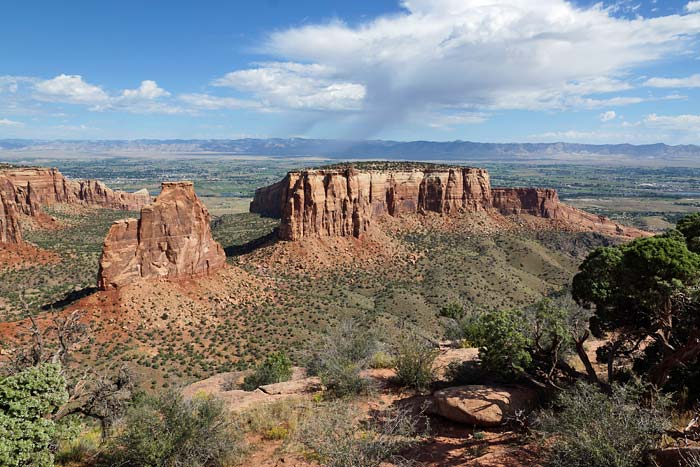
242,351,293,391
439,302,464,320
296,402,422,467
537,382,671,467
237,398,309,438
100,390,244,467
0,363,69,467
55,425,101,465
368,351,395,369
393,334,439,392
310,320,376,398
320,360,371,398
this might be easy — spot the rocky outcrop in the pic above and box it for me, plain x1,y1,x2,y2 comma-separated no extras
251,166,638,240
97,182,226,290
492,188,562,218
430,385,538,427
0,191,21,244
1,167,150,213
252,168,492,241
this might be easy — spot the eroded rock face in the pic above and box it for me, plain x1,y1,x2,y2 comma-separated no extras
252,166,641,240
1,167,150,212
252,168,492,241
0,191,21,243
97,182,226,289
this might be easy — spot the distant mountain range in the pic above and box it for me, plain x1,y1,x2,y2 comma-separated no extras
2,138,700,163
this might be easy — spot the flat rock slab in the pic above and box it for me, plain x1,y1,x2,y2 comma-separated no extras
259,377,321,395
430,384,538,427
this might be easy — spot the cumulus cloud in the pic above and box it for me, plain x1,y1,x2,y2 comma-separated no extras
208,0,700,134
600,110,617,122
688,1,700,13
213,62,366,111
645,74,700,88
120,80,170,100
30,75,182,114
34,74,109,105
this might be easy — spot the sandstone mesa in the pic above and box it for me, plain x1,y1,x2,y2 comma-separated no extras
97,181,226,290
251,166,642,240
0,166,151,244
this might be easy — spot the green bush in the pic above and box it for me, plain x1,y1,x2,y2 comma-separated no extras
242,351,293,391
100,390,244,467
439,302,464,320
0,363,69,467
393,334,438,392
537,382,671,467
469,309,532,377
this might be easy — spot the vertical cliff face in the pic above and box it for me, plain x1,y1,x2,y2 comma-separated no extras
252,168,493,241
97,182,226,290
251,165,641,240
491,188,562,218
1,167,150,212
0,191,22,244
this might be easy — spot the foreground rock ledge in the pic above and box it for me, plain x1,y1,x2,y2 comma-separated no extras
97,181,226,290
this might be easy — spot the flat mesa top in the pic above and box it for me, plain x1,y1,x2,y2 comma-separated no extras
304,161,482,172
161,181,194,188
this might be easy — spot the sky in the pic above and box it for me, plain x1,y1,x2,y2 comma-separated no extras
2,0,700,144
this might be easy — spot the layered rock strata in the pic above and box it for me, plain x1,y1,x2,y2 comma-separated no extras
0,191,22,243
97,182,226,290
1,167,150,213
251,167,636,240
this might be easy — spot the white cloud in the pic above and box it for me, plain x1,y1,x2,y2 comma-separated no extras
34,74,109,105
428,112,488,129
600,110,617,122
645,74,700,88
120,80,170,100
178,93,261,110
0,118,23,126
31,75,182,114
209,0,700,134
644,113,700,131
213,62,366,111
687,1,700,13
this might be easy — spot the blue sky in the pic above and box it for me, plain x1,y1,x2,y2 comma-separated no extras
2,0,700,143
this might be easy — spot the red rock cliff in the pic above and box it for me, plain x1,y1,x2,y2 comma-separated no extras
97,181,226,290
252,166,642,240
1,167,150,213
251,168,492,241
0,190,21,244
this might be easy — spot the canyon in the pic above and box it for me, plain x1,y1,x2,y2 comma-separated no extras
251,166,639,240
97,181,226,290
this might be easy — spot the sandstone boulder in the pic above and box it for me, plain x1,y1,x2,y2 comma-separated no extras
430,384,538,427
97,181,226,289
